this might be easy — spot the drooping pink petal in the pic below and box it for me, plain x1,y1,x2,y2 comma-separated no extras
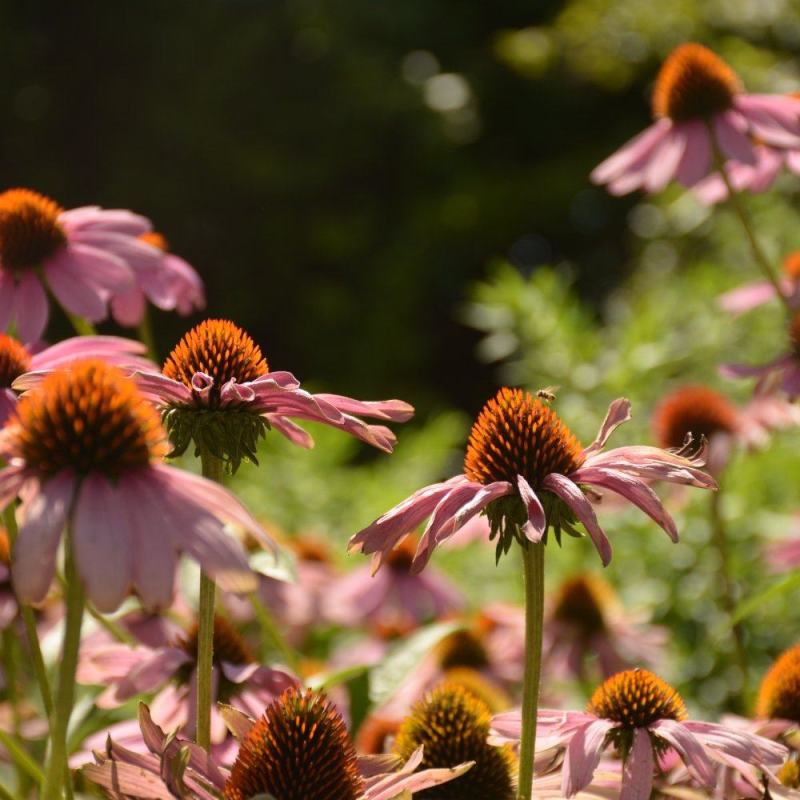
59,207,151,236
675,120,712,186
516,475,546,542
650,719,716,787
110,286,147,327
264,414,315,448
31,335,147,368
0,465,28,510
643,127,688,193
735,95,800,148
111,648,192,704
681,720,787,766
80,762,175,800
131,370,193,404
713,111,757,165
0,389,17,427
72,473,134,612
12,472,74,604
314,394,415,422
620,727,654,800
590,119,672,185
580,446,717,489
718,281,782,314
561,718,614,797
583,398,632,457
542,474,612,566
56,242,135,292
14,272,48,342
44,258,108,322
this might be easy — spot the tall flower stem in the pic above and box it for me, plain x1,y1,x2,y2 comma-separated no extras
63,311,97,337
710,136,792,316
517,541,545,800
42,532,84,800
138,308,159,362
196,450,224,751
709,488,749,705
3,505,53,717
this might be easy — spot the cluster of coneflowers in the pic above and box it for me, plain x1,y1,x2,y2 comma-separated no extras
1,38,800,800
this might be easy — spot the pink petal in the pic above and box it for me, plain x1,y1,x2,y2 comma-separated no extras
72,474,134,612
14,272,48,342
313,394,414,422
59,207,151,236
650,719,715,787
591,119,672,185
56,242,134,291
562,719,614,797
12,472,74,604
110,286,146,327
542,474,612,566
584,398,632,457
43,256,109,322
718,281,780,314
516,475,546,542
713,111,757,165
643,127,688,192
620,727,654,800
264,414,315,448
675,120,712,186
132,371,192,404
81,762,174,799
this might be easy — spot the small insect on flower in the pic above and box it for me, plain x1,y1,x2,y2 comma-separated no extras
591,44,800,196
132,319,414,472
0,189,161,340
491,668,787,799
0,360,276,612
349,389,715,573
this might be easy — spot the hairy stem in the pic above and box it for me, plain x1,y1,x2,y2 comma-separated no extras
517,542,545,800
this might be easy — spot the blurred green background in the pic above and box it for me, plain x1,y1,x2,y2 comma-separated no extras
6,0,800,716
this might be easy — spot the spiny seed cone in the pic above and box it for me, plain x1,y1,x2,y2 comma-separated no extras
0,188,66,272
652,43,740,122
588,669,686,728
0,527,9,567
653,385,738,449
223,688,364,800
757,644,800,722
162,319,268,405
0,335,31,388
464,388,584,490
552,574,614,636
394,682,515,800
7,360,165,478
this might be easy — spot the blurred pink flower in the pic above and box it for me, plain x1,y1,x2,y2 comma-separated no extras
110,231,205,326
329,535,463,629
591,44,800,196
0,332,155,424
721,314,800,400
77,614,297,761
543,573,667,682
719,252,800,315
491,669,787,800
0,361,274,612
0,189,162,341
349,390,715,573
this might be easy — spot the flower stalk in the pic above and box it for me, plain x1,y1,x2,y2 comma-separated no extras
196,449,224,751
517,541,545,800
42,530,84,800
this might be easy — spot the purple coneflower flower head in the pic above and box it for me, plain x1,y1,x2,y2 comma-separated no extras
757,643,800,728
591,43,800,196
0,189,165,340
722,314,800,400
110,231,206,326
134,319,413,471
544,573,666,682
83,690,473,799
0,332,156,425
491,668,787,800
349,388,715,572
719,252,800,315
329,535,464,629
77,614,297,759
0,360,276,612
651,384,798,475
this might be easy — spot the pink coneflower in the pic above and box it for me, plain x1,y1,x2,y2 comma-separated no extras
0,189,162,340
0,360,275,612
721,314,800,400
81,692,473,799
652,384,799,474
349,389,715,572
133,319,413,470
0,332,155,425
110,231,206,327
719,252,800,314
591,44,800,195
329,535,463,629
543,573,666,682
77,614,297,759
491,669,787,799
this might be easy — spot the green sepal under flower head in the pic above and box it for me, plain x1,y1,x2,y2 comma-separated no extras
484,491,583,564
162,404,269,474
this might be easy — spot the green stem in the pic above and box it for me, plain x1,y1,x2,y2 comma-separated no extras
64,312,97,337
709,488,749,707
710,134,792,316
4,505,53,717
196,451,224,751
42,534,84,800
137,308,159,362
517,542,545,800
249,591,300,670
2,627,24,792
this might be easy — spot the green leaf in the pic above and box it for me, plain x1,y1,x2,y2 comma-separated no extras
0,730,44,785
